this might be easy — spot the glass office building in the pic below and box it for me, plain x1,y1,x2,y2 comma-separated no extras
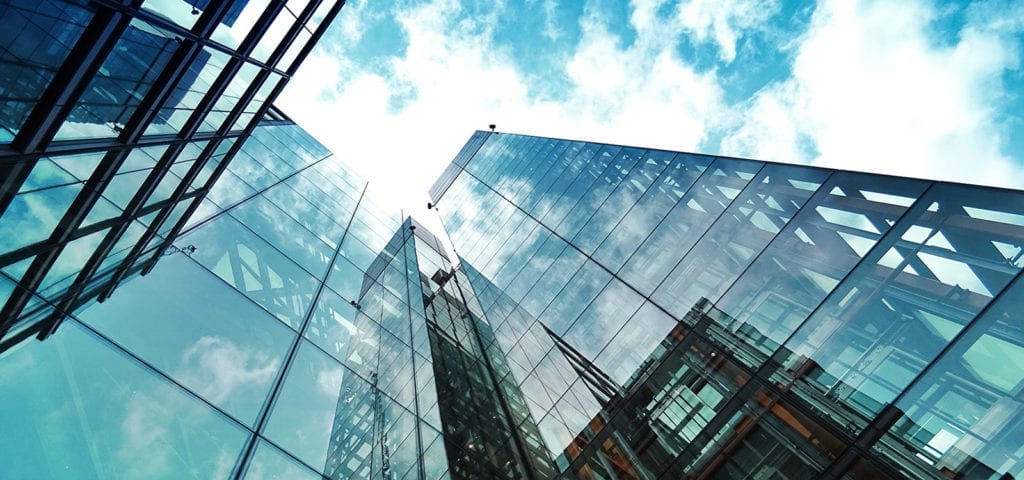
0,0,345,344
0,125,464,478
430,131,1024,479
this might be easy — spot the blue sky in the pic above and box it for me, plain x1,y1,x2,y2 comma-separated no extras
277,0,1024,213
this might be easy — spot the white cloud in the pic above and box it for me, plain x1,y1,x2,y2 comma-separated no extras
540,0,563,41
118,398,172,475
675,0,782,62
279,0,727,224
316,364,345,396
335,0,371,44
279,0,1024,246
723,0,1024,188
178,336,280,404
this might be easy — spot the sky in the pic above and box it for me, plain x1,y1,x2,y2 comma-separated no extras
277,0,1024,218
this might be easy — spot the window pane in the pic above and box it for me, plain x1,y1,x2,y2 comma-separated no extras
0,179,83,253
777,183,1024,432
55,19,180,141
263,340,376,475
144,46,230,136
875,276,1024,479
0,0,92,141
0,321,249,479
141,0,202,29
211,0,271,50
77,254,294,426
243,440,320,480
691,173,928,368
617,157,763,294
182,213,320,329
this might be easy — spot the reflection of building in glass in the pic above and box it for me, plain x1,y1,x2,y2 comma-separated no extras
4,3,1024,476
430,131,1024,479
0,111,454,477
411,220,556,479
190,0,249,26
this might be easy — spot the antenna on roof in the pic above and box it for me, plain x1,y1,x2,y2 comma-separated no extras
488,124,496,133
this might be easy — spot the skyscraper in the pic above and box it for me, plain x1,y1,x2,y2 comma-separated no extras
429,131,1024,479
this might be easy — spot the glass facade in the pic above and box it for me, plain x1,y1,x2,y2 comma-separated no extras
430,131,1024,479
0,0,346,344
0,130,456,478
4,2,1024,476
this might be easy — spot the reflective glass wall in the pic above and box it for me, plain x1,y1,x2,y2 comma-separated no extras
430,131,1024,480
0,0,345,344
0,127,455,478
410,220,555,479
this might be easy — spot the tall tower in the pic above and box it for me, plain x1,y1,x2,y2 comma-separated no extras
429,130,1024,479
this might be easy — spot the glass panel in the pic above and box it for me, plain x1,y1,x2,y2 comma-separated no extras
197,61,259,133
555,147,645,241
122,144,167,171
540,144,617,227
0,0,92,141
0,271,16,306
144,46,230,136
77,254,294,426
617,157,762,294
206,166,258,208
50,150,106,181
874,276,1024,479
251,7,294,62
594,301,678,385
515,238,581,319
562,278,645,359
211,0,271,49
264,340,377,476
0,180,83,253
0,321,249,479
94,219,148,276
690,173,929,368
243,440,321,480
19,158,80,193
277,28,310,71
304,288,379,373
571,149,678,255
55,19,179,140
777,183,1024,433
81,194,122,227
226,194,334,278
102,168,150,210
537,258,610,336
307,0,336,32
224,141,278,189
338,236,379,272
182,213,320,329
141,0,204,29
37,227,108,300
262,180,346,249
645,339,764,477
